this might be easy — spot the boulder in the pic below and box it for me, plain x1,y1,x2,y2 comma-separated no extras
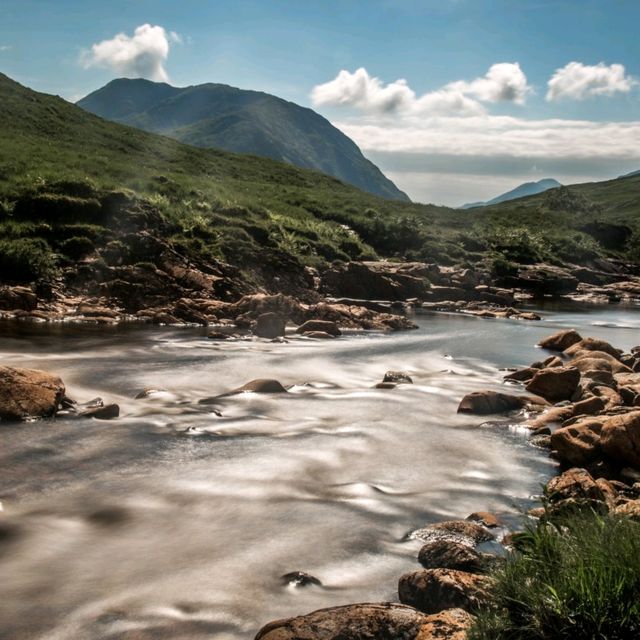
503,367,538,382
415,608,474,640
550,417,604,466
457,391,546,415
614,500,640,520
280,571,322,587
600,411,640,468
0,285,38,311
296,320,341,336
383,371,413,384
398,568,490,614
568,352,631,375
254,312,286,339
538,329,582,352
564,338,621,360
411,520,494,545
525,367,580,402
545,468,605,506
254,603,429,640
233,379,288,394
418,540,485,573
466,511,500,528
0,366,65,421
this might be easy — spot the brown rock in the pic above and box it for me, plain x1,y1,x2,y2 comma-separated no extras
418,540,484,573
303,331,335,339
564,338,622,360
568,352,631,375
503,367,538,382
545,468,605,505
600,411,640,467
0,366,65,421
595,478,618,510
296,320,341,336
614,499,640,520
457,391,546,415
525,366,580,402
550,417,604,466
538,329,582,351
233,379,288,394
415,608,474,640
254,312,286,339
592,385,624,410
254,602,429,640
466,511,500,528
398,568,490,614
412,520,494,545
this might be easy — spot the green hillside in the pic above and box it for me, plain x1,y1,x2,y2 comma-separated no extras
77,78,409,201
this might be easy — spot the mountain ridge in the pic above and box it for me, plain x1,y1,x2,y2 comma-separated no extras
77,78,410,202
462,178,562,209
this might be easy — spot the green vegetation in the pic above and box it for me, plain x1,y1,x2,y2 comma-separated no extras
470,511,640,640
1,72,640,289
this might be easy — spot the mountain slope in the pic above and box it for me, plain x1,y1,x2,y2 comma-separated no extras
77,78,409,202
463,178,562,209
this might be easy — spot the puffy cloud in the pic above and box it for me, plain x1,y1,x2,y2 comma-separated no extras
546,61,636,101
81,24,175,82
311,63,531,117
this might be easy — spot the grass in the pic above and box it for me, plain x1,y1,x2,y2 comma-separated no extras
470,510,640,640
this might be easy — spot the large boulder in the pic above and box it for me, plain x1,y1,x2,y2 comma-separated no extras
398,569,490,614
525,367,580,402
418,540,485,573
254,312,286,339
254,603,429,640
0,366,65,421
550,417,604,466
538,329,582,352
457,391,546,415
600,411,640,468
415,608,474,640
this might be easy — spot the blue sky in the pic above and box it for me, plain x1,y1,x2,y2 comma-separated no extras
1,0,639,205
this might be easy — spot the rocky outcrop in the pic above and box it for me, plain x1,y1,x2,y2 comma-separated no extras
0,366,65,421
254,603,430,640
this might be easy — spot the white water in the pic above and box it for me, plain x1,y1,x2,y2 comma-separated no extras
0,305,638,639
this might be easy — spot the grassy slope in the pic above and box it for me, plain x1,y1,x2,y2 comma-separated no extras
1,71,640,285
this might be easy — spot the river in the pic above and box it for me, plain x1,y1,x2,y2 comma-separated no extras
1,304,638,639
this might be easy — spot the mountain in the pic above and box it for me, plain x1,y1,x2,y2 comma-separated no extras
619,169,640,178
462,178,562,209
77,78,409,202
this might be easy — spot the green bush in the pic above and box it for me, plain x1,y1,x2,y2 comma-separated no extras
470,511,640,640
0,237,56,282
59,236,95,260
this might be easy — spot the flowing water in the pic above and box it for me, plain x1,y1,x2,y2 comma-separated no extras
1,305,639,639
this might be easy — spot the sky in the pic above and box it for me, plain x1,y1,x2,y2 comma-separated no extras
1,0,640,206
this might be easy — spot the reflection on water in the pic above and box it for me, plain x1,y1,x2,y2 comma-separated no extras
0,305,636,639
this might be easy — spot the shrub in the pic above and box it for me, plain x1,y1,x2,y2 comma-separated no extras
0,237,56,282
59,236,95,260
470,511,640,640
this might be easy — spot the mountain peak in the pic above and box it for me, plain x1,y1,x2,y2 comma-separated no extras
462,178,561,209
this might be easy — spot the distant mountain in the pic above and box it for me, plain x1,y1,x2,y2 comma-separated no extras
619,169,640,178
462,178,562,209
77,78,409,202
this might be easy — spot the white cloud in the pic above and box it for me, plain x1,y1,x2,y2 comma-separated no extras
81,24,174,82
0,45,11,52
311,63,531,117
546,61,636,101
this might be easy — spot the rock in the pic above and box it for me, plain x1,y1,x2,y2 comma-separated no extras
466,511,500,528
233,379,288,394
538,329,582,351
595,478,618,510
79,403,120,420
418,540,485,573
254,312,286,339
503,367,538,382
383,371,413,384
280,571,322,587
0,366,65,421
530,434,552,448
254,603,429,640
550,418,604,466
571,395,607,416
296,320,341,336
303,331,335,339
411,520,494,545
457,391,546,415
564,338,621,360
134,387,168,399
207,331,230,340
525,367,580,402
545,468,605,507
398,569,490,614
614,499,640,520
568,352,631,375
542,356,564,368
506,264,579,296
415,608,474,640
600,411,640,467
0,285,38,311
592,385,624,410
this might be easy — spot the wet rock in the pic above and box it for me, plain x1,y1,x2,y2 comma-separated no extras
0,366,65,421
457,390,546,415
525,366,580,402
303,331,335,339
564,338,622,360
503,367,538,382
80,403,120,420
415,608,474,640
135,388,168,399
208,330,231,340
545,468,605,507
412,520,494,545
254,312,286,339
398,568,490,614
600,411,640,467
550,417,604,466
530,434,552,449
280,571,322,588
466,511,500,528
0,285,38,311
254,603,429,640
383,371,413,384
152,311,181,325
538,329,582,352
296,319,341,336
418,540,485,573
233,379,288,394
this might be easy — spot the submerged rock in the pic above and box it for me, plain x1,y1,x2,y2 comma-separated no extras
0,366,65,421
254,602,429,640
280,571,322,588
457,391,545,415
